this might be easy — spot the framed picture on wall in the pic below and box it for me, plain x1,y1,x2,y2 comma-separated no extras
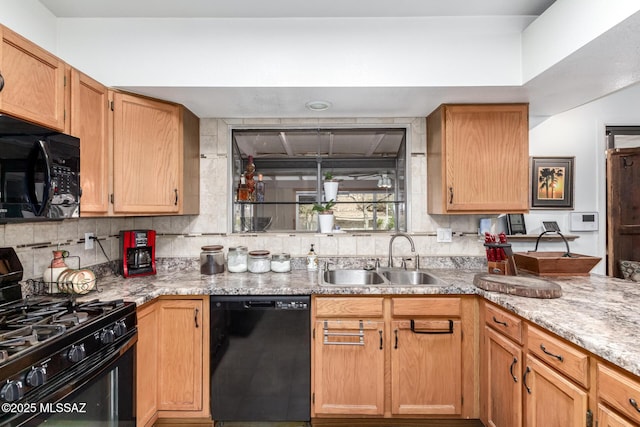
530,157,575,209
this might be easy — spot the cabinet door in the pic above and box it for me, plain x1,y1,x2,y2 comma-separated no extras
112,92,181,214
390,318,462,415
485,327,522,427
70,69,110,215
136,301,159,427
0,26,66,130
524,355,588,427
427,104,529,214
597,403,637,427
313,319,385,416
157,299,204,412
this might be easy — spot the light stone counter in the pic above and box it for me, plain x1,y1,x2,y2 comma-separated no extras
84,261,640,378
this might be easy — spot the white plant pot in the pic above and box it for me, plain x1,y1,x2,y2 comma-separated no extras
318,213,335,233
323,181,339,202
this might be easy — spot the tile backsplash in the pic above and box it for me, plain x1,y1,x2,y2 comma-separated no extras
1,117,490,280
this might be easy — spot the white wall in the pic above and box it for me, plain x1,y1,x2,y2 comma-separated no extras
0,0,58,51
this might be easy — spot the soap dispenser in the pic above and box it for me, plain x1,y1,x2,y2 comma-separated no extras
306,244,318,271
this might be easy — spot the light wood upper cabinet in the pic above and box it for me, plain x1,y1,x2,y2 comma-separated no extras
111,91,199,215
70,69,110,215
0,25,66,130
427,104,529,214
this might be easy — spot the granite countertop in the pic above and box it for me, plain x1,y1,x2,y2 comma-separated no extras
85,263,640,378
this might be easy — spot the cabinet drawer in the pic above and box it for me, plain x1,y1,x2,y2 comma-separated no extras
315,297,384,317
528,325,589,388
485,303,523,345
391,297,460,317
598,363,640,424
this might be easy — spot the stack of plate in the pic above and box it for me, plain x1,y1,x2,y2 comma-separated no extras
56,269,96,295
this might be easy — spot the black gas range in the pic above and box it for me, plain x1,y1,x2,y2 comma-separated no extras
0,249,137,426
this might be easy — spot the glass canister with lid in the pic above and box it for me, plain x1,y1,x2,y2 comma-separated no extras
270,253,291,273
227,246,248,272
200,245,225,275
248,250,271,273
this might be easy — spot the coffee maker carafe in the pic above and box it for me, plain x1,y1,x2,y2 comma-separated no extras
119,230,156,278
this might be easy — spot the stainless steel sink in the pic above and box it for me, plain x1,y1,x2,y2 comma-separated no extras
322,269,385,286
380,269,443,285
320,268,443,286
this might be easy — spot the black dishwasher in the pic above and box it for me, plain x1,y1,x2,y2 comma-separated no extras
210,295,311,423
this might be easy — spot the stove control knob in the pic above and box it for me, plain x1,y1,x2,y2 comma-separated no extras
0,380,23,402
68,344,86,363
113,320,127,337
100,328,115,345
26,366,47,387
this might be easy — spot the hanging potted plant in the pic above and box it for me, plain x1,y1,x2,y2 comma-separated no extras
323,171,339,203
312,200,336,233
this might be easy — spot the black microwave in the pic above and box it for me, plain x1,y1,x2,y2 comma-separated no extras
0,114,80,222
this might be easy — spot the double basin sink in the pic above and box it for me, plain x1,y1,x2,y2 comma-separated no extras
321,268,444,287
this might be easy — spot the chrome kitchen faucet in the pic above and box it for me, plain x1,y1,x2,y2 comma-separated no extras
388,232,416,268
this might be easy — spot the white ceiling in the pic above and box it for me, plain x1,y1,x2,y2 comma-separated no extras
39,0,557,18
36,0,640,124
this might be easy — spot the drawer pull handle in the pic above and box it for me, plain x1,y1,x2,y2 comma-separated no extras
509,357,518,383
630,398,640,413
411,319,453,334
492,316,508,327
449,187,454,204
194,308,199,328
523,367,531,394
379,330,383,350
394,329,398,349
540,344,564,362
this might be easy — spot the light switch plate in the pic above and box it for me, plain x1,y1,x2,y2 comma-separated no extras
436,228,453,243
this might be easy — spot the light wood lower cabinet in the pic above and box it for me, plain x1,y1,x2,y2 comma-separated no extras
136,297,210,427
484,327,522,427
524,354,588,427
313,318,385,415
597,363,640,426
312,296,476,420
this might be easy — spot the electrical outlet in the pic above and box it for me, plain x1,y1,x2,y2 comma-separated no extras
85,233,94,250
436,228,453,243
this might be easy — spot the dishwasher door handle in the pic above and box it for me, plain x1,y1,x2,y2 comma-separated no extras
243,300,276,308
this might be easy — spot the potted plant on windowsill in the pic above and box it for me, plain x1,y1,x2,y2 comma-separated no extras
323,172,339,203
312,199,336,233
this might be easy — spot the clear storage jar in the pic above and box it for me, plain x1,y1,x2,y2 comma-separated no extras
248,250,271,273
227,246,248,272
270,253,291,273
200,245,225,275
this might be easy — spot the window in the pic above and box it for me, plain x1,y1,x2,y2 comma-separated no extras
231,128,407,233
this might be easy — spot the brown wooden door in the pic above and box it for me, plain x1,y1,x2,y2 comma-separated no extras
136,302,159,426
70,69,110,215
313,319,385,416
524,355,588,427
485,327,523,427
607,148,640,277
112,92,181,214
0,26,66,130
390,318,462,415
597,403,637,427
157,299,203,412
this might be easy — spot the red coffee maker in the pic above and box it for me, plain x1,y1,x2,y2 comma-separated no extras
119,230,156,278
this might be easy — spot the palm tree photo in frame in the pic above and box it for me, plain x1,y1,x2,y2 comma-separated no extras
530,157,574,209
